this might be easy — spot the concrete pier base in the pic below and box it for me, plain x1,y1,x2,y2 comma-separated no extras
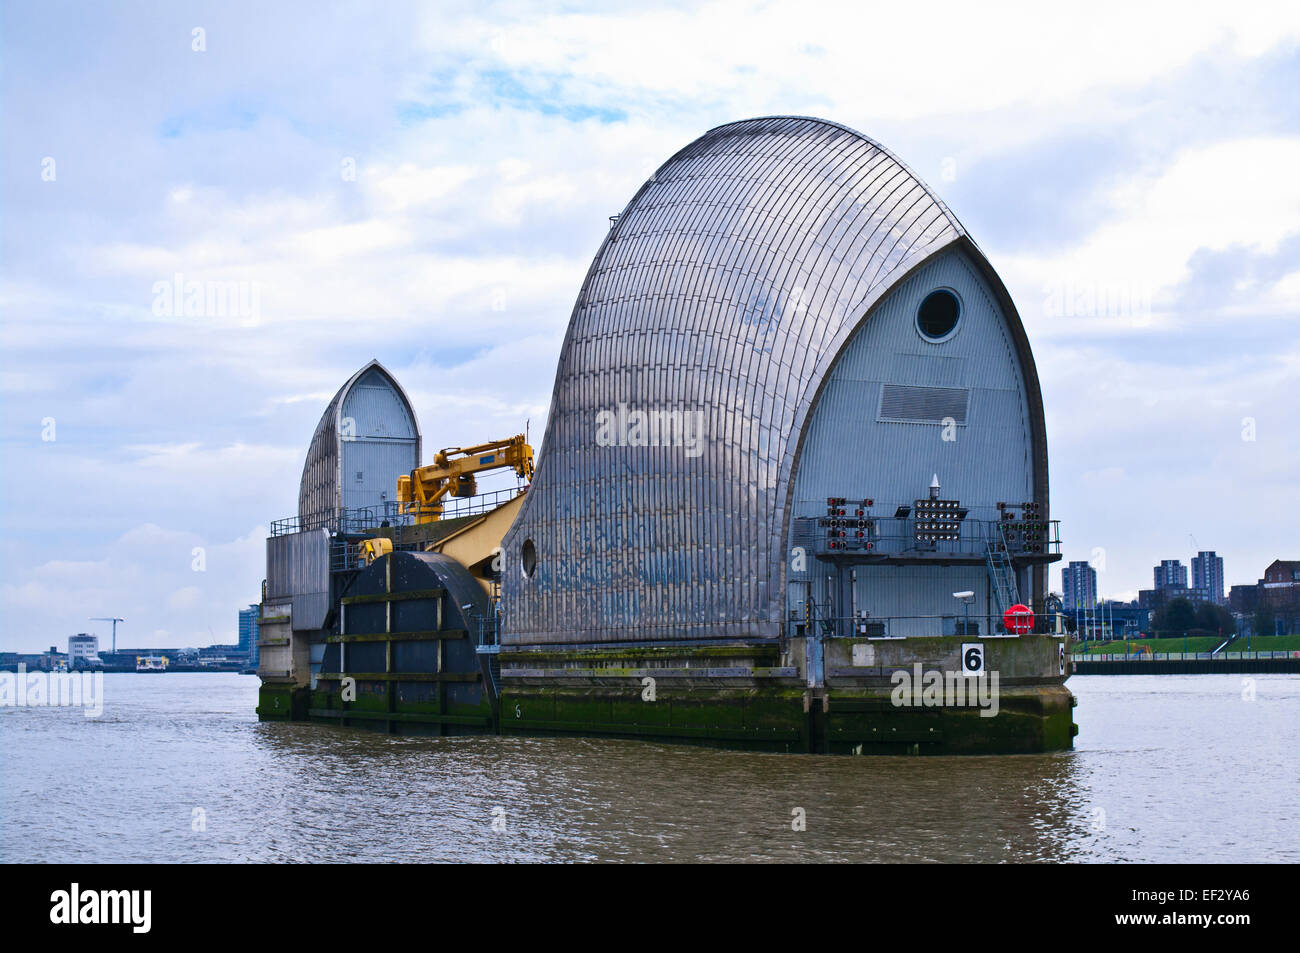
259,635,1076,755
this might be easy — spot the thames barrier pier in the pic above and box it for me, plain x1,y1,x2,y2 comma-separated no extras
257,116,1075,753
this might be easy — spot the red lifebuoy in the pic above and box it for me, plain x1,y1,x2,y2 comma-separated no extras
1004,604,1034,635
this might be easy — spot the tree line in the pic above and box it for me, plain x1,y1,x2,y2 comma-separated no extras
1150,597,1234,639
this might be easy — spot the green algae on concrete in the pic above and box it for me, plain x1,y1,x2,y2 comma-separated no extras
264,634,1076,754
257,683,308,721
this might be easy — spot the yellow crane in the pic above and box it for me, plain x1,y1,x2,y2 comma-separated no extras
360,432,534,565
397,433,534,524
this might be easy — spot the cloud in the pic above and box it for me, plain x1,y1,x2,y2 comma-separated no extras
0,524,268,649
1001,136,1300,339
412,0,1300,129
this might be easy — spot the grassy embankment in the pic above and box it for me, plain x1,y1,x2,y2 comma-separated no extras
1077,635,1300,655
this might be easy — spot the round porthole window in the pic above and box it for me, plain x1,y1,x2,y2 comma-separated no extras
520,538,537,578
916,289,961,341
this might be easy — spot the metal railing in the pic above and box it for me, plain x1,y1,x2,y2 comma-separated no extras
271,507,392,537
330,538,369,573
788,611,1063,640
270,509,339,537
464,603,501,648
379,488,524,525
270,487,527,538
1072,651,1300,662
794,515,1061,561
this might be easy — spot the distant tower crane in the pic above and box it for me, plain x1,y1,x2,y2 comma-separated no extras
91,617,124,654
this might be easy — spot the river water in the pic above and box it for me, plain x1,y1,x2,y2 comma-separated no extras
1,673,1295,863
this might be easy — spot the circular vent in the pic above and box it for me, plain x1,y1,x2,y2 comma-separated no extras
521,538,538,578
916,289,961,341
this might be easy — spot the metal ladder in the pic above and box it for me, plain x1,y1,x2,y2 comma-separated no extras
985,524,1022,618
469,608,502,703
476,643,502,701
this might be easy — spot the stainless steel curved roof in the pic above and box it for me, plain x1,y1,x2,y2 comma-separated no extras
297,359,422,523
502,116,1046,645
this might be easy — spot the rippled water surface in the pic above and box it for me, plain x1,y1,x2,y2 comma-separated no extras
2,673,1296,862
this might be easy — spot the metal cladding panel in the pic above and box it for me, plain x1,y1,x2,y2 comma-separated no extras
790,247,1033,524
265,529,330,630
291,592,331,632
340,439,418,513
296,360,421,523
847,565,992,637
501,117,1048,646
340,369,418,439
298,400,340,523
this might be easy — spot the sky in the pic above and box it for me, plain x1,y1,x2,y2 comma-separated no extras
1,1,1298,652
